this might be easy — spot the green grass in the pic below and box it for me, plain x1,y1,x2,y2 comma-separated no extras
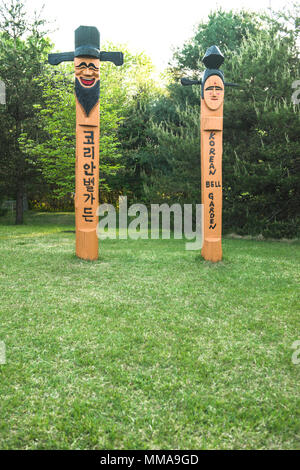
0,212,299,450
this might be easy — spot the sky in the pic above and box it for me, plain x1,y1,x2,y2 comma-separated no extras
27,0,287,71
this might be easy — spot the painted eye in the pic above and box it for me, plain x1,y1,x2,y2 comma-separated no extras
86,64,99,71
76,62,88,69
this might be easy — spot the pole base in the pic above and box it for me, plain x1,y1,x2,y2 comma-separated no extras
76,228,98,261
201,238,222,262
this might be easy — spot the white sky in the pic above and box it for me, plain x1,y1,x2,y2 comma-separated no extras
27,0,286,71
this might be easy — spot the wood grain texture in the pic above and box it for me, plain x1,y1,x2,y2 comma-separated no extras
74,57,100,261
201,75,224,262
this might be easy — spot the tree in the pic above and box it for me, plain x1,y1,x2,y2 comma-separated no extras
170,8,265,77
0,0,52,223
221,21,300,237
115,50,164,203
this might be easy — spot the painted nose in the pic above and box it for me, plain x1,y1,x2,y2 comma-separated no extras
84,68,93,76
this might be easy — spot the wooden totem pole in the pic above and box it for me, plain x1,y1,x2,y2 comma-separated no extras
48,26,123,260
182,46,238,262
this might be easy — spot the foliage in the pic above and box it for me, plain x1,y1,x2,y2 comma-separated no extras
170,8,265,76
221,27,300,237
110,49,164,204
0,0,52,223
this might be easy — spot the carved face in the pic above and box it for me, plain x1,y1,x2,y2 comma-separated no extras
74,57,100,87
203,75,224,110
74,57,100,116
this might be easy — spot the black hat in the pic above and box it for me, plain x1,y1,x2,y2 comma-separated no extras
48,26,100,65
202,45,224,69
201,46,225,98
75,26,100,58
48,25,123,66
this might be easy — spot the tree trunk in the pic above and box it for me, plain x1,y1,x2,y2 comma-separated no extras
15,184,24,225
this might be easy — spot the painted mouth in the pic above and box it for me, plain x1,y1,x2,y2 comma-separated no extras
80,78,96,87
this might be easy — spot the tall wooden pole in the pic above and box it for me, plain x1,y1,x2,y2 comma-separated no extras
48,26,123,261
74,57,100,260
181,46,238,263
201,74,224,262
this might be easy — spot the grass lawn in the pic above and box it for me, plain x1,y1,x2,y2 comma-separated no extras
0,211,299,450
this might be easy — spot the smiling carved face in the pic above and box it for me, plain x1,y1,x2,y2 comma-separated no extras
203,75,224,110
75,57,100,87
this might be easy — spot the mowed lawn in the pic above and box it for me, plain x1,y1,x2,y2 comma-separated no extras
0,212,299,450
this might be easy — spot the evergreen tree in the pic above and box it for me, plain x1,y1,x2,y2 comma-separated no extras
0,0,51,223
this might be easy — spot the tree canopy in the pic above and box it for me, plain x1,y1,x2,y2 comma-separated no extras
0,0,52,223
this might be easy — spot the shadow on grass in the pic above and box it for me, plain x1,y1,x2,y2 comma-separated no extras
69,253,108,265
194,253,231,267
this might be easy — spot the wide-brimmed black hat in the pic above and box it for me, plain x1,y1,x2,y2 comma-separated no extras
48,25,123,66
